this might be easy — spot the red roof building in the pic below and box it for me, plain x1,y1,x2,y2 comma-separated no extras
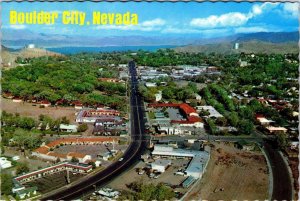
148,103,202,124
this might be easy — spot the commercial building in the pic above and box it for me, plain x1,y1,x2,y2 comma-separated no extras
59,124,78,132
92,116,126,136
32,137,118,163
151,159,172,173
148,103,204,135
12,162,92,199
76,109,120,123
149,103,204,127
152,145,210,179
196,106,223,118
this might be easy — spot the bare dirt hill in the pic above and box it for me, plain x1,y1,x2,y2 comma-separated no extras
1,45,63,68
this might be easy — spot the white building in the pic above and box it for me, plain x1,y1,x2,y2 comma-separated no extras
194,93,202,100
196,106,223,118
27,44,35,49
145,82,157,88
155,91,162,102
0,157,12,169
102,152,113,161
59,124,78,132
234,43,239,50
151,159,171,173
152,145,210,179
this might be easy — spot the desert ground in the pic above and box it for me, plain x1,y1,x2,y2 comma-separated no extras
185,142,269,200
2,98,76,123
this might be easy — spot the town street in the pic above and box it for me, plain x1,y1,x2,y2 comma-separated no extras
41,61,147,200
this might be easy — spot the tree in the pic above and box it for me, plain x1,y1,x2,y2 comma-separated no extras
207,119,217,135
78,123,88,132
162,88,175,99
121,181,175,201
56,157,61,163
238,120,254,135
1,173,13,195
216,117,227,126
71,157,79,163
199,109,210,117
187,82,198,93
61,116,70,125
1,143,5,154
16,162,30,175
88,161,96,169
277,132,288,150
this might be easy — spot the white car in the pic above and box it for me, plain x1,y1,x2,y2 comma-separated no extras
12,156,20,161
118,158,124,162
138,170,145,175
174,171,185,176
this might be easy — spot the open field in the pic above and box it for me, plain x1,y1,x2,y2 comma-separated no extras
2,98,76,123
185,142,269,200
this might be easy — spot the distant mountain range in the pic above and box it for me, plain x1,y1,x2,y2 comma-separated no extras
174,40,298,54
234,32,299,43
2,29,298,48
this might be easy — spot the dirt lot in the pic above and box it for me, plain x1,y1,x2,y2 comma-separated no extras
185,142,269,200
2,98,76,123
107,159,189,195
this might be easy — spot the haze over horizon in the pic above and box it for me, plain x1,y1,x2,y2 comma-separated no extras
2,2,298,48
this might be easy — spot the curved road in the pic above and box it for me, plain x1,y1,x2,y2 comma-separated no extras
41,61,147,200
263,141,293,200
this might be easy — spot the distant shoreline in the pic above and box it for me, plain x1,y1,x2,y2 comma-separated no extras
46,45,177,54
4,45,178,54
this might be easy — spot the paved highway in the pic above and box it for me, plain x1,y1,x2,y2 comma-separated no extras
41,61,147,200
263,141,293,200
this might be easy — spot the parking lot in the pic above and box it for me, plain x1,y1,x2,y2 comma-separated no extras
54,143,128,160
107,157,192,195
24,171,86,194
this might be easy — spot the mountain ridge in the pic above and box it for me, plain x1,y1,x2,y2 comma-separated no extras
2,29,298,48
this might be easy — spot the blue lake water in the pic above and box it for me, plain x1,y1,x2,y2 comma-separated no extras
46,45,176,54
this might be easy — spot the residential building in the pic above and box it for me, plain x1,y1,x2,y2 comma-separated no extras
266,126,288,134
145,82,157,88
155,91,162,102
0,157,12,169
255,114,275,126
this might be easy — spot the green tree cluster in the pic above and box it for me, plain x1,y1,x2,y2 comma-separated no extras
120,182,175,201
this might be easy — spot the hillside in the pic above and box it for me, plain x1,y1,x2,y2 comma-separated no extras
235,32,299,43
2,29,297,48
174,40,298,54
1,45,63,68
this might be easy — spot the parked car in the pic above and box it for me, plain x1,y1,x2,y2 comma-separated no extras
174,171,185,176
138,170,145,175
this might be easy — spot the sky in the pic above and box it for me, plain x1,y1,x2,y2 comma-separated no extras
2,2,299,38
